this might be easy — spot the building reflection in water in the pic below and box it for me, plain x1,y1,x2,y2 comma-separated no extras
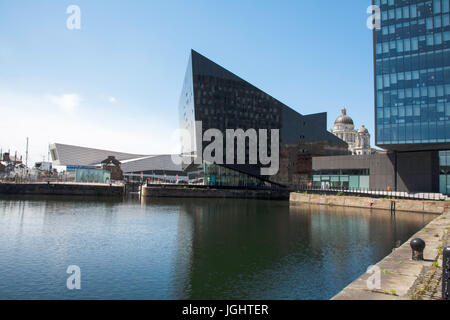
143,197,435,300
0,195,437,300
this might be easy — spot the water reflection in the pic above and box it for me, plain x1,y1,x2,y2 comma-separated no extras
0,195,436,300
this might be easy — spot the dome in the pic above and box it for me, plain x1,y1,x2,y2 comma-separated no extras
358,125,369,134
334,107,354,125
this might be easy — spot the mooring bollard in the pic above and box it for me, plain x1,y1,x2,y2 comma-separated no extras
443,246,450,300
410,238,426,261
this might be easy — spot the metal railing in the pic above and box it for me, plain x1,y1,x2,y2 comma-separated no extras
443,246,450,300
295,186,448,201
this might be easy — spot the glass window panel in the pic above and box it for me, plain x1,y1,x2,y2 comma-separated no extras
445,84,450,95
377,75,384,89
435,33,443,45
403,6,409,18
427,18,434,30
360,176,370,190
390,73,397,84
429,86,437,97
389,25,395,34
443,14,450,26
377,92,384,107
405,71,412,80
412,37,419,50
440,175,446,194
434,0,442,14
406,88,413,97
435,16,442,28
411,5,417,18
444,31,450,41
397,40,404,52
384,74,390,87
404,38,411,51
376,43,382,54
389,9,395,20
444,0,450,13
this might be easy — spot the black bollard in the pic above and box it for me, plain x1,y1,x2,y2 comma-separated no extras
443,246,450,300
410,238,426,261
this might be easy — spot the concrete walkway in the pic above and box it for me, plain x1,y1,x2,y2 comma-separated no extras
332,209,450,300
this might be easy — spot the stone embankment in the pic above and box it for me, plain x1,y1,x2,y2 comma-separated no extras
142,185,289,200
290,192,448,214
0,182,124,197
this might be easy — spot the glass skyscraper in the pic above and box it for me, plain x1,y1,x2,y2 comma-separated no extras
374,0,450,149
374,0,450,194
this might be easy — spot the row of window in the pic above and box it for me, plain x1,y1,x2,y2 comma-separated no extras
312,175,370,191
377,121,450,143
375,0,449,17
378,15,450,39
377,88,450,108
376,70,450,89
376,31,450,55
377,103,450,119
375,50,450,74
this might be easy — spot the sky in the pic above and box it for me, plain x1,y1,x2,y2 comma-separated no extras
0,0,375,165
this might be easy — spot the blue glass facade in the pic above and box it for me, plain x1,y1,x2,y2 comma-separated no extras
374,0,450,147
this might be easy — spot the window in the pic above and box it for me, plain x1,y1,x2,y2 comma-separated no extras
435,32,443,45
411,5,417,18
403,6,410,18
412,37,419,50
434,0,442,14
443,14,450,26
427,18,433,30
444,0,450,13
397,39,404,52
435,16,442,28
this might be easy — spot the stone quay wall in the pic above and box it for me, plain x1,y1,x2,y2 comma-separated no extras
0,182,124,197
290,192,448,214
142,185,290,200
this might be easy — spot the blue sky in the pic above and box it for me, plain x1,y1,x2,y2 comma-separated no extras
0,0,374,164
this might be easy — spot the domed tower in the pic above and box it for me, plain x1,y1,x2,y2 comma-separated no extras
331,106,356,152
354,125,371,155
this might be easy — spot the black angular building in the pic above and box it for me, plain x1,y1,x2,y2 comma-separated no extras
179,50,348,188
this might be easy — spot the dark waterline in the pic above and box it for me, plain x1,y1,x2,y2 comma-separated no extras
0,195,436,300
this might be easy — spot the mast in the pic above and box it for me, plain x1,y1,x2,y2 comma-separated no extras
25,137,29,168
